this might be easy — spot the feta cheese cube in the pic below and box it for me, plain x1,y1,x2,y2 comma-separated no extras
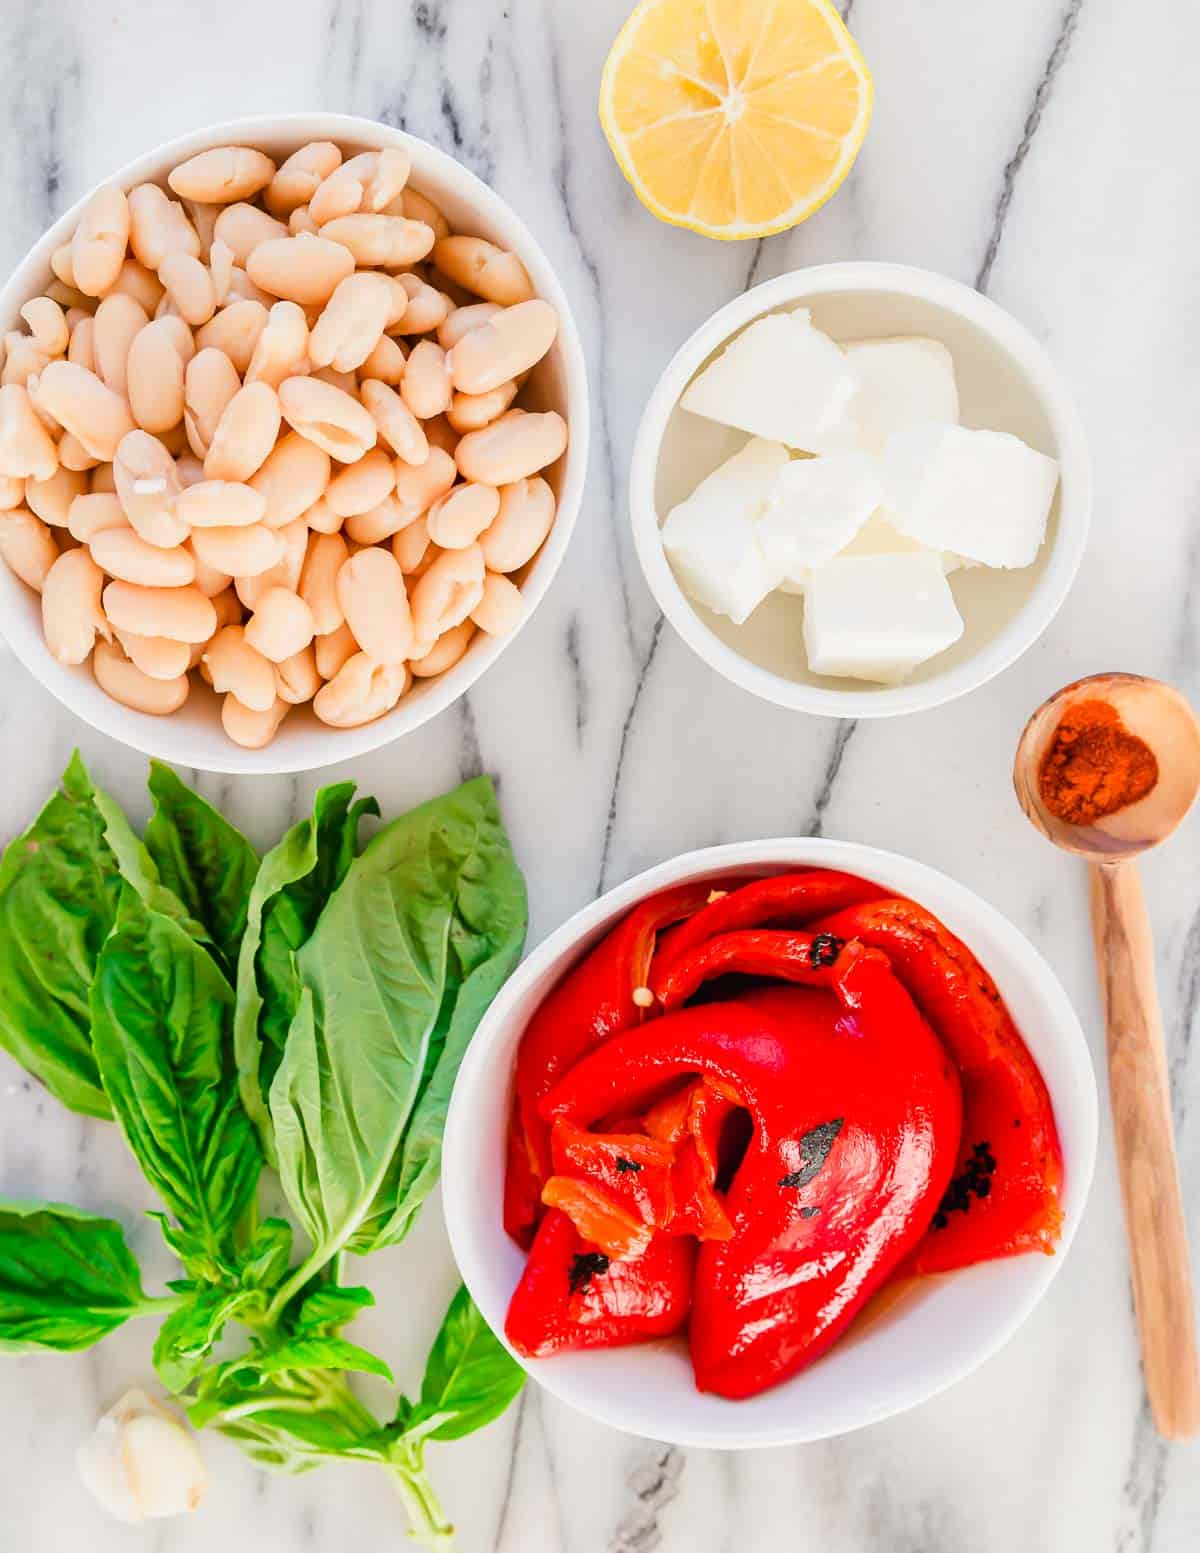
757,452,882,586
681,311,858,453
838,513,965,574
803,551,965,684
838,336,959,454
884,423,1059,568
661,437,790,623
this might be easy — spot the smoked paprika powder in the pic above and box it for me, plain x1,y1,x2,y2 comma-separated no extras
1038,698,1159,826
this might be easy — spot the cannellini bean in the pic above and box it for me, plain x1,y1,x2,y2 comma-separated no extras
3,332,49,388
0,475,23,509
401,341,452,420
26,465,88,527
265,142,343,217
479,476,555,573
91,462,117,493
433,236,534,305
67,317,97,372
223,266,275,307
179,197,218,258
127,319,187,433
209,238,235,304
314,621,358,678
446,380,518,434
48,278,93,309
196,299,269,375
399,188,450,240
358,149,411,212
191,522,283,577
21,298,69,357
409,619,474,677
71,186,130,297
112,628,192,680
448,300,557,395
221,692,288,747
57,433,97,471
246,301,309,388
189,543,233,597
426,413,460,457
359,334,406,385
0,508,58,590
409,542,484,642
169,146,276,204
158,253,216,326
42,548,108,662
93,293,149,395
310,365,357,395
94,638,190,713
325,448,395,518
50,244,77,288
204,381,281,481
175,479,265,528
319,214,434,269
426,482,499,549
68,491,127,542
154,314,197,365
246,236,355,307
203,624,277,710
345,496,409,545
248,430,331,529
455,409,566,486
34,362,135,462
313,652,408,727
184,347,241,458
176,453,204,487
308,272,392,373
113,430,188,547
393,445,457,525
390,273,451,335
391,517,432,575
288,205,320,236
244,586,315,662
359,379,427,466
275,644,321,703
208,585,243,630
308,163,366,226
304,494,341,534
335,547,412,662
109,259,165,314
471,570,524,636
103,579,216,642
299,531,348,634
236,514,308,608
278,376,376,463
0,385,59,480
128,184,201,270
212,202,289,265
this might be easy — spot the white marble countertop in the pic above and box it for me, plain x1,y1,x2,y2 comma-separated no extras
1,0,1199,1548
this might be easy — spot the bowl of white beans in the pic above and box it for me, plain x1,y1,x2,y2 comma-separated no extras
0,113,588,772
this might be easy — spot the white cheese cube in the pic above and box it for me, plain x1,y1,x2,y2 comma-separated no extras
838,336,959,453
757,452,882,587
884,423,1059,569
661,437,790,623
803,551,964,684
681,311,858,453
838,513,965,574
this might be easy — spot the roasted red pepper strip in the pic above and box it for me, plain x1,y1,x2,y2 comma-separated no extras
541,1177,653,1260
551,1120,675,1228
688,1081,739,1184
653,929,849,1010
649,869,883,996
667,1139,734,1241
813,898,1063,1273
505,1208,695,1358
539,950,962,1398
504,879,730,1245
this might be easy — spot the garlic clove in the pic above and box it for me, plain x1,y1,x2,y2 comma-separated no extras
77,1388,208,1523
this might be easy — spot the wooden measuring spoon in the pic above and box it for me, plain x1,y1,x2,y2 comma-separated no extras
1014,672,1200,1439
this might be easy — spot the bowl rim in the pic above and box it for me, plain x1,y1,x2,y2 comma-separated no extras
629,261,1091,719
0,111,590,774
443,835,1099,1448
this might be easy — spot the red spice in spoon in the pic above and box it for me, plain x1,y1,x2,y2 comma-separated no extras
1038,698,1159,826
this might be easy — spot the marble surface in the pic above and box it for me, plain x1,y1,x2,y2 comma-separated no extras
1,0,1199,1548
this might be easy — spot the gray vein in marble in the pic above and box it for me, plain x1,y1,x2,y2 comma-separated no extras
597,617,663,894
1170,899,1200,1124
486,1388,526,1552
457,693,484,782
5,8,79,234
1117,1405,1168,1553
566,614,588,744
975,0,1084,293
611,1444,682,1553
803,720,858,837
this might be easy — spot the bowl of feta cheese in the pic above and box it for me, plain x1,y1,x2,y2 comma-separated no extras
630,262,1090,716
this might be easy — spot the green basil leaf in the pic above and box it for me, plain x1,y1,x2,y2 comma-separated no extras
270,777,525,1270
0,1199,148,1352
235,783,379,1160
143,761,258,977
0,753,117,1117
154,1285,257,1393
237,1218,294,1290
90,889,262,1281
406,1286,524,1443
294,1284,374,1334
190,1365,386,1469
224,1334,393,1383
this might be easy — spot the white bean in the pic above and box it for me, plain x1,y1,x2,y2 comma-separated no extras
409,618,474,677
243,586,315,662
274,643,322,704
399,188,450,240
265,142,343,217
93,293,149,395
313,652,408,727
437,301,502,350
204,381,281,481
446,379,517,433
245,300,309,388
309,273,392,373
112,628,192,680
432,235,534,305
21,297,69,357
3,331,49,389
235,515,308,608
0,474,24,510
0,508,58,590
390,273,451,335
392,445,458,524
175,479,266,529
391,513,432,574
169,146,276,204
158,253,216,327
113,430,188,547
179,197,218,259
335,547,413,662
479,476,556,573
315,621,358,679
359,334,407,385
288,205,319,236
42,548,109,662
401,340,452,420
209,238,235,304
70,493,129,548
128,184,201,270
409,542,484,642
448,300,557,395
184,347,241,458
359,379,428,466
304,495,342,534
298,530,348,634
212,202,289,266
325,448,395,517
454,409,566,486
127,319,188,433
203,624,277,711
26,465,88,528
57,433,97,471
248,429,331,529
246,236,355,307
196,299,269,375
471,570,524,636
308,163,366,226
35,361,135,462
66,317,97,373
191,522,283,577
103,579,216,642
94,638,190,713
189,542,233,597
109,258,165,314
345,496,409,545
90,526,195,586
426,482,499,549
278,376,376,463
72,185,131,297
319,214,434,269
221,692,289,748
0,385,58,479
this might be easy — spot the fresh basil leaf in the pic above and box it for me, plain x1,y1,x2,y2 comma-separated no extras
235,783,379,1159
406,1286,524,1443
0,1199,148,1352
190,1365,386,1469
294,1284,374,1335
154,1285,257,1393
223,1334,393,1383
270,778,526,1273
144,761,258,977
90,889,262,1281
237,1218,294,1290
0,752,117,1117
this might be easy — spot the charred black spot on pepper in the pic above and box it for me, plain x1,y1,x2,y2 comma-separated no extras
799,1206,821,1219
615,1157,642,1174
779,1117,844,1189
568,1251,610,1294
808,933,845,968
931,1139,998,1227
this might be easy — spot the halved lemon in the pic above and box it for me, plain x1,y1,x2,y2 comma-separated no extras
599,0,873,241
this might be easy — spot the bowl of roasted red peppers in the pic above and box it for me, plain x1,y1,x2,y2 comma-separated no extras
443,841,1097,1446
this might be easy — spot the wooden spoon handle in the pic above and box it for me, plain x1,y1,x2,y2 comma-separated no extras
1091,861,1200,1438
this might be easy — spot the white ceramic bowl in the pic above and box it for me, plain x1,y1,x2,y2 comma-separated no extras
630,263,1090,718
0,113,589,774
443,838,1097,1448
